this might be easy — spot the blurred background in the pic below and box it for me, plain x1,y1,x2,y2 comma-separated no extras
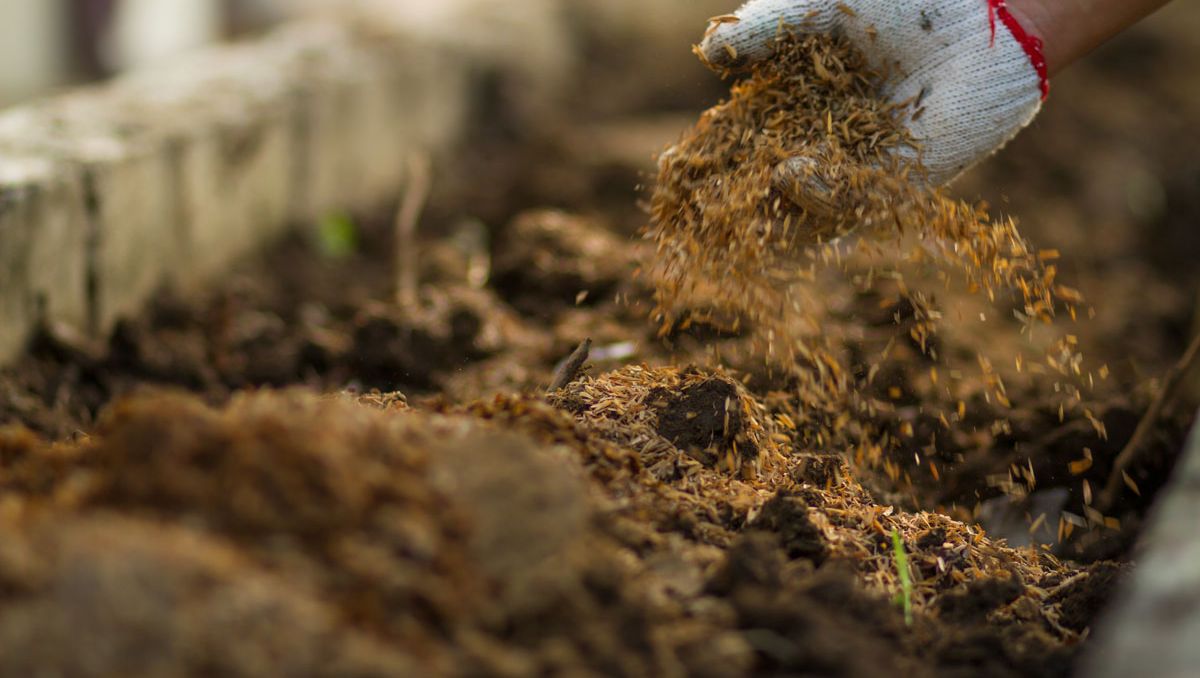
0,0,318,105
2,0,1197,379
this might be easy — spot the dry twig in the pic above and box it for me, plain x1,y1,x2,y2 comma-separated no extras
547,339,592,393
396,153,432,309
1099,332,1200,512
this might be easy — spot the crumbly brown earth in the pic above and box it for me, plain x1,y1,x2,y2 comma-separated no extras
0,6,1198,677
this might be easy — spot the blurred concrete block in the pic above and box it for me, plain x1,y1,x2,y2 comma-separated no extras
1082,414,1200,678
0,10,481,347
0,100,179,338
269,21,472,222
0,164,39,363
107,0,222,72
112,44,301,286
352,0,573,124
0,2,67,106
84,143,178,336
21,159,90,341
275,22,411,221
0,0,583,367
0,154,90,364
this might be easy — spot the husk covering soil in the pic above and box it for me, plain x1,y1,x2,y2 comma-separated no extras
0,367,1099,677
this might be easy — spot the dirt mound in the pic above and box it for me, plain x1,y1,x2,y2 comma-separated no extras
0,516,417,677
0,368,1110,677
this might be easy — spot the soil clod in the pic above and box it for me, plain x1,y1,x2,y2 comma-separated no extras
751,493,829,565
653,377,755,465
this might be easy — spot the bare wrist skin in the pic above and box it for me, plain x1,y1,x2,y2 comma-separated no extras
1007,0,1173,76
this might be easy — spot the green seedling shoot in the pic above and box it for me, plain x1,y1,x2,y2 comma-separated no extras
891,529,914,627
316,213,359,260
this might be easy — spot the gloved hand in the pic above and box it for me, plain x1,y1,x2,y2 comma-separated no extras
699,0,1049,187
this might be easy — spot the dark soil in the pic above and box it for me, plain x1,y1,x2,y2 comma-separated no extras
750,493,829,564
1,4,1199,677
1049,563,1132,634
652,377,754,463
938,577,1027,626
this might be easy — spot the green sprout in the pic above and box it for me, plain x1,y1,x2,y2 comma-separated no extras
316,213,359,259
891,529,914,627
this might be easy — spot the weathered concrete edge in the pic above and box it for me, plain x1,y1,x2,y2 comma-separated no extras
1082,413,1200,678
0,3,566,365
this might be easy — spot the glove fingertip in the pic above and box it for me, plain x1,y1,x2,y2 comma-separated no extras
698,2,838,72
773,156,839,220
698,25,747,71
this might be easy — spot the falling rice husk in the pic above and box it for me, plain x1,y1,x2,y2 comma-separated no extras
645,30,1095,513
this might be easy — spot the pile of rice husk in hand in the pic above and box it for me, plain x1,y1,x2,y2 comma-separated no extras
647,30,1077,356
655,32,917,251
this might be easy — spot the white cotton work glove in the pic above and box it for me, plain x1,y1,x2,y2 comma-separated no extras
700,0,1049,187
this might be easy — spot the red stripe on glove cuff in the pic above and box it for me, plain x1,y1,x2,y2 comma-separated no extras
987,0,1050,99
